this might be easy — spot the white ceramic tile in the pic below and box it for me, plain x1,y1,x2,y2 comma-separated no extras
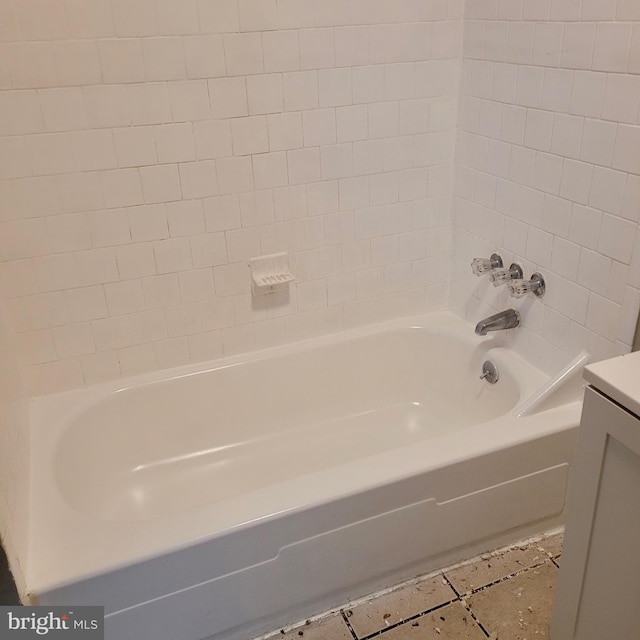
203,195,241,233
283,71,318,111
302,108,337,147
128,82,172,125
612,124,640,175
153,237,193,274
561,23,595,70
287,147,321,185
319,67,352,108
52,40,101,86
112,0,157,36
98,39,146,84
231,116,269,156
168,80,210,122
262,30,300,73
570,71,606,119
592,23,632,74
190,232,228,268
524,109,554,152
621,175,640,223
579,118,617,167
335,26,369,68
541,68,573,113
500,104,527,145
597,214,637,264
140,164,182,204
72,130,118,172
586,292,620,341
238,0,278,31
247,74,284,115
533,23,563,67
308,180,339,215
515,66,543,108
179,269,215,303
550,113,583,160
112,126,157,168
216,156,254,194
197,0,240,33
578,248,611,296
83,85,131,129
155,0,199,35
13,0,67,40
568,203,602,250
4,41,58,89
368,101,400,139
353,65,386,104
128,204,169,243
142,37,186,81
602,74,640,125
184,35,226,79
64,285,108,322
579,0,616,20
115,243,157,280
194,121,233,160
223,33,264,76
75,248,119,287
299,28,335,70
541,196,570,241
209,77,248,119
253,152,289,190
166,200,205,237
87,209,131,247
629,25,640,74
80,351,121,385
320,143,353,180
589,167,627,216
118,343,156,375
225,228,261,262
560,159,593,205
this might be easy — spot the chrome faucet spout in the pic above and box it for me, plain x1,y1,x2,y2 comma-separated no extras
475,309,520,336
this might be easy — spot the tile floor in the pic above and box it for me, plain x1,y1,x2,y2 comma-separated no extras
264,531,563,640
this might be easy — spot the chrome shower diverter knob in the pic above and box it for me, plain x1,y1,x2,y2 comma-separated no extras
471,253,503,276
489,263,523,287
508,272,546,298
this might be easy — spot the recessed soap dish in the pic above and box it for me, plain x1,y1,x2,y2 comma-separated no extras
249,252,295,295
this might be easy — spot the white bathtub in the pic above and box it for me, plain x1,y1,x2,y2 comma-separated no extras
27,311,582,640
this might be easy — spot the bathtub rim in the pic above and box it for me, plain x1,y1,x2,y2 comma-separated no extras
26,310,582,598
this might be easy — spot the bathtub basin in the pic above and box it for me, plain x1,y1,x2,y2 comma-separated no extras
27,311,582,640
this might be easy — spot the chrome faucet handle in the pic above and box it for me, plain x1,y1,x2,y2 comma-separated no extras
489,263,523,287
471,253,503,276
508,272,545,298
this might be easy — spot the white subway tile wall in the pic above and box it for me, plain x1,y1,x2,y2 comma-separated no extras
453,0,640,373
0,0,462,394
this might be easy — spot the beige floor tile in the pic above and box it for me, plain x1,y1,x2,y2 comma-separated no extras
466,562,558,639
444,543,547,595
379,602,487,640
277,614,353,640
346,576,457,638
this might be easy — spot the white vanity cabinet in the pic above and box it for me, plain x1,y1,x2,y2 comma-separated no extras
552,351,640,640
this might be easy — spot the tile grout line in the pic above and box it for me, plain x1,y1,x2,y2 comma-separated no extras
352,597,461,640
441,573,491,639
340,608,359,640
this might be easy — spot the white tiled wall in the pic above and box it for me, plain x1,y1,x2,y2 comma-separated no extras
452,0,640,373
0,0,462,394
2,0,639,394
0,302,28,590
